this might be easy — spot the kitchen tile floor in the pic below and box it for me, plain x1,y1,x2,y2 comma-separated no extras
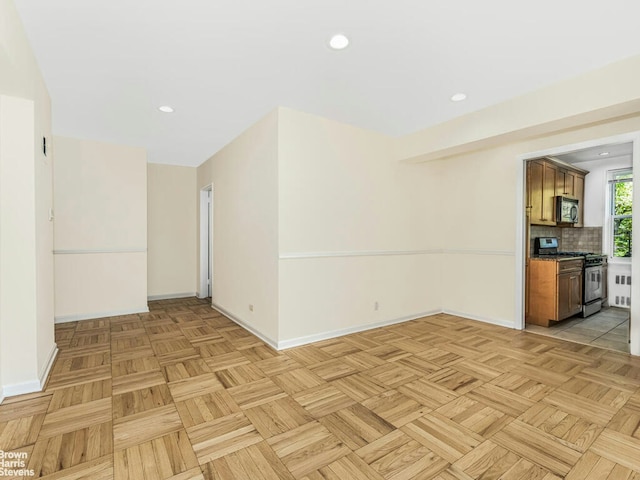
526,306,630,353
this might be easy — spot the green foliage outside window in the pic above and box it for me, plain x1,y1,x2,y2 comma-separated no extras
612,172,632,258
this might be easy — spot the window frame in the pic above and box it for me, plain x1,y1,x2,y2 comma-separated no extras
607,168,633,261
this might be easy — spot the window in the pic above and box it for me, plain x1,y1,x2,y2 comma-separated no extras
610,169,633,258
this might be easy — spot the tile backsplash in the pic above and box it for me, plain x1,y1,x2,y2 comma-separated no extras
530,225,603,254
562,227,603,253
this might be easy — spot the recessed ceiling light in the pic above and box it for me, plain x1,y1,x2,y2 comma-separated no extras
158,105,174,113
599,151,610,156
450,93,467,102
329,34,349,50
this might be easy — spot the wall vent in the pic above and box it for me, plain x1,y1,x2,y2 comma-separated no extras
614,295,632,306
615,275,632,285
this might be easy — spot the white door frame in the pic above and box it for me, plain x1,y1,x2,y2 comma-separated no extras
198,185,213,298
515,131,640,356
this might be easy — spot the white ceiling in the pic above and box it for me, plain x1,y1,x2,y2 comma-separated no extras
14,0,640,167
556,142,634,164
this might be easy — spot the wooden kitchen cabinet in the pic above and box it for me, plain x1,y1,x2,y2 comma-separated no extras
573,174,585,227
527,157,587,227
528,159,557,226
556,169,576,196
557,266,583,320
527,258,583,327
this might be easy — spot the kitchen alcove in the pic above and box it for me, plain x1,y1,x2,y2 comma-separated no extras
520,135,637,355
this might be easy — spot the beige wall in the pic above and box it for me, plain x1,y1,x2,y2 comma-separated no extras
191,104,640,349
436,143,520,325
576,155,633,228
147,163,197,298
274,109,640,336
0,0,55,399
277,108,442,346
0,96,38,392
194,107,444,348
279,255,442,345
387,56,640,353
197,110,279,344
53,136,148,321
435,115,640,339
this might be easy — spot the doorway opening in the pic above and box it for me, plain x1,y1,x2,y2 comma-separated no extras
517,133,640,356
199,185,212,299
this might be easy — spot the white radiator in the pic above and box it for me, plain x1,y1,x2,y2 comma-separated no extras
608,264,631,308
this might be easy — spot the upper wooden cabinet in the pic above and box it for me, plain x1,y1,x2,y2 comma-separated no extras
557,169,576,196
527,157,587,227
573,174,585,228
527,159,557,226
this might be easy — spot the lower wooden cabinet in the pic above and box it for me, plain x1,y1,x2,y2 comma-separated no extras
557,269,583,320
527,258,583,327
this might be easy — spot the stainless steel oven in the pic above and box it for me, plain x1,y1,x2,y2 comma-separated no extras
583,257,604,317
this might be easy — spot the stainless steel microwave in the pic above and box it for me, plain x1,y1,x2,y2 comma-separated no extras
556,196,579,223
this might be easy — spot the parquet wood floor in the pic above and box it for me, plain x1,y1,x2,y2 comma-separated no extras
2,298,640,479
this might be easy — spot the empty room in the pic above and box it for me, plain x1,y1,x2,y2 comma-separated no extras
2,1,640,479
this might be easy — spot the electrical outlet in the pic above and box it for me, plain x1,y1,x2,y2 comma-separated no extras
249,304,254,312
374,301,379,311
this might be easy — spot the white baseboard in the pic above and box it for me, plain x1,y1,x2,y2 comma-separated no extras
210,301,278,350
442,309,515,329
147,292,196,301
39,343,58,388
204,303,514,352
1,379,41,398
276,309,441,350
1,342,59,400
55,305,150,324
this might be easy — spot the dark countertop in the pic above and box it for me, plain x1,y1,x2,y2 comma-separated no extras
530,255,584,262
